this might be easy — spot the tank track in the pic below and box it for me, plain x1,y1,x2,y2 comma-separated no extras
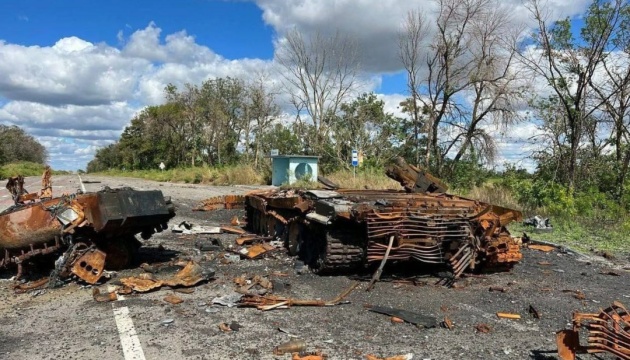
312,226,365,274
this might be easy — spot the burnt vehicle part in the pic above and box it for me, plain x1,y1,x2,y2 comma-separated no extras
214,158,523,277
0,176,175,284
557,301,630,360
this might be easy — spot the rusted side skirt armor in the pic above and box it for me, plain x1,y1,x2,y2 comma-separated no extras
557,301,630,360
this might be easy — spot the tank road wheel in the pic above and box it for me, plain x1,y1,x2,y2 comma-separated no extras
308,225,365,275
100,236,141,270
286,221,302,256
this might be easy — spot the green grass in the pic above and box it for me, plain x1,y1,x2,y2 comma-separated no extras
326,167,399,190
94,164,266,186
462,182,630,254
0,162,70,179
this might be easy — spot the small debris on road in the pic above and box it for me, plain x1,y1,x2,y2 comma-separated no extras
529,244,556,252
274,339,307,355
528,305,541,319
475,323,492,333
163,294,184,304
368,306,437,328
365,353,414,360
496,312,521,320
92,288,117,302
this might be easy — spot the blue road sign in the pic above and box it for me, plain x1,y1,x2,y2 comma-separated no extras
351,149,358,167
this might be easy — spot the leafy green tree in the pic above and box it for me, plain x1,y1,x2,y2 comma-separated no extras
0,125,48,165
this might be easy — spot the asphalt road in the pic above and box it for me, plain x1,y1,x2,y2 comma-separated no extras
0,174,628,360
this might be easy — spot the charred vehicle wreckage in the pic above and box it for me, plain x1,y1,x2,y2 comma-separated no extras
0,170,175,285
199,158,525,278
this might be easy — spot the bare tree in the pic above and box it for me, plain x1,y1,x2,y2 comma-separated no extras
399,0,524,176
245,73,281,167
276,28,360,153
520,0,624,189
398,10,429,166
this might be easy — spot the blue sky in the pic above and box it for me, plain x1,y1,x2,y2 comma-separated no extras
0,0,593,171
0,1,276,60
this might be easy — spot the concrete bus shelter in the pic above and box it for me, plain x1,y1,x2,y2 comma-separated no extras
271,155,319,186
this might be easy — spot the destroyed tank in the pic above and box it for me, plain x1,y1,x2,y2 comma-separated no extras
211,158,523,278
0,170,175,284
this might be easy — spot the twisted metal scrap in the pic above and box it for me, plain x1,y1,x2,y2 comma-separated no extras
557,301,630,360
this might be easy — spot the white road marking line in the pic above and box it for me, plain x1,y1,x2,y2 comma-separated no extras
78,175,86,193
112,306,146,360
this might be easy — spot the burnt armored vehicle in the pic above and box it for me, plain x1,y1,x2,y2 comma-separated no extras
219,158,523,277
0,171,175,284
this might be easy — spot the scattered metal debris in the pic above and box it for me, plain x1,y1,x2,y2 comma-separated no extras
13,277,49,294
528,305,541,319
443,316,454,330
367,306,438,328
391,316,404,324
233,274,273,295
212,292,243,307
119,261,214,293
164,294,184,304
1,171,175,284
528,244,556,252
193,194,245,211
218,321,241,332
365,354,414,360
496,312,521,320
523,215,553,230
92,288,117,302
562,290,587,300
475,323,491,333
239,282,358,311
292,351,327,360
274,339,307,355
556,301,630,360
171,221,221,234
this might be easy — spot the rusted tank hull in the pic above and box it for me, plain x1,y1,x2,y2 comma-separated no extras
243,189,522,276
0,199,63,250
0,186,175,283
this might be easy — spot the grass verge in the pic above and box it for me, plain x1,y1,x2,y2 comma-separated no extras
0,162,70,179
326,167,399,190
95,164,266,186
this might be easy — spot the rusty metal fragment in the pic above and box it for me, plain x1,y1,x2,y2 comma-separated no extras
92,288,118,302
120,261,213,292
71,248,106,284
496,312,521,320
529,244,556,252
163,294,184,304
292,351,326,360
220,225,247,235
557,301,630,360
475,323,492,333
13,277,49,293
193,194,245,211
239,282,358,311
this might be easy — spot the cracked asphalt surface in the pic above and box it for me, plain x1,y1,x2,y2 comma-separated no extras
0,175,629,359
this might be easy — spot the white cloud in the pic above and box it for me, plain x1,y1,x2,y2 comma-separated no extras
257,0,592,72
0,23,275,170
0,0,598,171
